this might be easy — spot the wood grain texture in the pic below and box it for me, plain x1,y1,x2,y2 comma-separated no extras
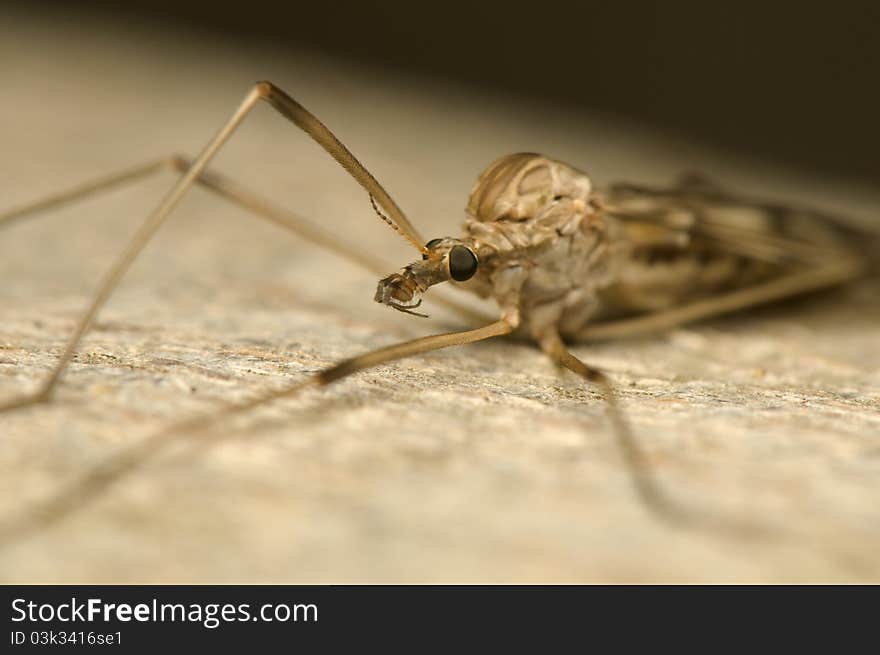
1,8,878,582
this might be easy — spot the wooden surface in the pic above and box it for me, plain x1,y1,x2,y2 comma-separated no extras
1,8,879,582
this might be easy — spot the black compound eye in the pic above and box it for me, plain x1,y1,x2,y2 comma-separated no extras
448,245,478,281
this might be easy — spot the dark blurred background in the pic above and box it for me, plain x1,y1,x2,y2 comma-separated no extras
17,1,880,185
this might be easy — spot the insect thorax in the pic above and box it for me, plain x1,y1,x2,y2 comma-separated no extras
455,153,622,340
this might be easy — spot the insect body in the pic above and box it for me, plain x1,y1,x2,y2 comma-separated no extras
0,82,872,539
376,152,869,345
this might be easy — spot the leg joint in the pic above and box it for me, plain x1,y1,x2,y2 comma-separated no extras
254,80,276,99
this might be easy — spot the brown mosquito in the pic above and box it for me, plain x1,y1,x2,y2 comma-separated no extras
0,81,872,540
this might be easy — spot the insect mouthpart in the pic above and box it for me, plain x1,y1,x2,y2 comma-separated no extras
374,270,428,317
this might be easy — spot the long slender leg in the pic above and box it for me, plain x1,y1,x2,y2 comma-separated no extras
0,158,170,229
0,81,458,412
0,319,514,541
576,258,864,342
540,331,774,537
539,331,675,519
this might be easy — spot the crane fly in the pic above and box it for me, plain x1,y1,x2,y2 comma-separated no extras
0,81,873,540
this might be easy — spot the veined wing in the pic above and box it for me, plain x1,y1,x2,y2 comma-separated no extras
582,173,870,331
